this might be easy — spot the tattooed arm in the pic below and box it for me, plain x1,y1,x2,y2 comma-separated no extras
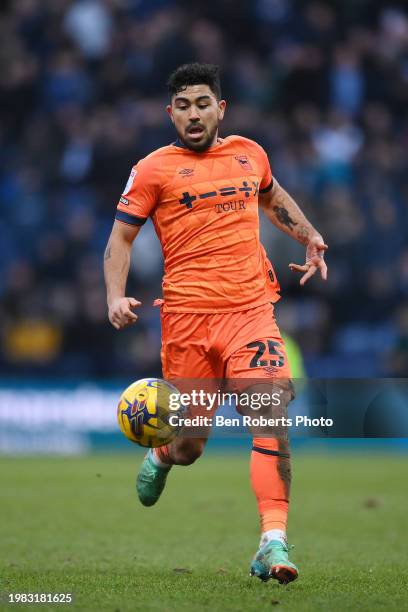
260,179,317,245
104,220,142,329
259,179,328,285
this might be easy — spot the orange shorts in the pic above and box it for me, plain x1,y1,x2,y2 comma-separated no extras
160,302,291,380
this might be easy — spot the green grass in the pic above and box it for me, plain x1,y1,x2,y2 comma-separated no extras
0,451,407,611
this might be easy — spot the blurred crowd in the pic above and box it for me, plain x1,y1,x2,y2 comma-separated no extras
1,0,407,380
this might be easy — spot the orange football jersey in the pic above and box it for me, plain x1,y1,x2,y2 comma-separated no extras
116,135,281,312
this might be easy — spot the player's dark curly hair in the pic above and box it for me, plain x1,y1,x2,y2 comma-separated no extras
167,63,221,100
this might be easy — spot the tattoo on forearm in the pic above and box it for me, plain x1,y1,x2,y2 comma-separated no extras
296,226,310,243
273,205,298,230
104,246,111,261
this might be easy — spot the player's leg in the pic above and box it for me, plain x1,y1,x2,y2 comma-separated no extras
248,391,298,583
152,310,216,465
137,311,215,506
224,304,298,583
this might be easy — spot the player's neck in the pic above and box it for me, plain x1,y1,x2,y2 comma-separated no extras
207,131,222,149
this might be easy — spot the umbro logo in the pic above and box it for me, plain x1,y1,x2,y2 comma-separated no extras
179,168,194,177
263,365,280,376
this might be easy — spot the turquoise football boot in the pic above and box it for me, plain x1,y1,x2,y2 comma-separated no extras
250,539,299,584
136,449,171,507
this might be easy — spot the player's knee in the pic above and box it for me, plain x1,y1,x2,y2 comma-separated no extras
239,380,294,438
273,379,295,405
172,439,205,465
239,379,295,416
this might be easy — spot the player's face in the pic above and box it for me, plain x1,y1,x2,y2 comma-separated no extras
167,84,226,152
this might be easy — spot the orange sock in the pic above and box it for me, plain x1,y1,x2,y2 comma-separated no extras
250,437,290,533
154,445,173,466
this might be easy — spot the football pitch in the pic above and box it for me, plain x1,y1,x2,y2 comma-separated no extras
1,449,407,611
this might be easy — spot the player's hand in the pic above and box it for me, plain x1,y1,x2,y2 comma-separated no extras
289,235,328,286
108,297,141,330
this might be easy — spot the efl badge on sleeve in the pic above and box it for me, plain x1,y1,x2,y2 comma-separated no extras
123,168,137,195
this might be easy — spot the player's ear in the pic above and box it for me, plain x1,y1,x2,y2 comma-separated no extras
166,104,175,124
218,99,226,121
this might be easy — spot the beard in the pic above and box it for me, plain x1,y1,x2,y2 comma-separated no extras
178,123,218,152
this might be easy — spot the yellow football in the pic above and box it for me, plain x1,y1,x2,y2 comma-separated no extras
117,378,181,448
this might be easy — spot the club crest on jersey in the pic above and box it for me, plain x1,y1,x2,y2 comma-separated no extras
179,168,194,177
235,154,253,171
123,168,137,195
